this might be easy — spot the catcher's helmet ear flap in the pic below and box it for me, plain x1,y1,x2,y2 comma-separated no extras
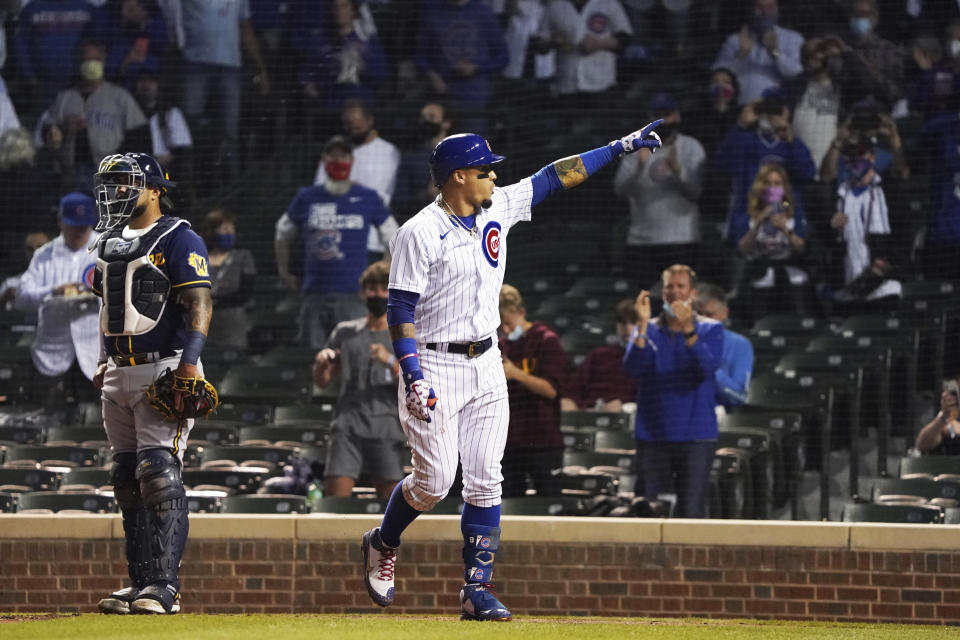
429,133,505,187
93,152,176,230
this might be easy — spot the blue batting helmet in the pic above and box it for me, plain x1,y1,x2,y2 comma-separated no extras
429,133,505,187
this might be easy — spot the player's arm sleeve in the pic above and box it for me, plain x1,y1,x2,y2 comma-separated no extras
529,144,622,206
622,326,656,377
13,252,50,312
715,336,752,407
165,229,212,290
388,225,430,294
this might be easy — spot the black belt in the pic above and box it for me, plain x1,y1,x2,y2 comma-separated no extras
111,350,178,367
425,337,493,358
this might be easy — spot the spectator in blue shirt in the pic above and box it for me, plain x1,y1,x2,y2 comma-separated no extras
623,264,724,518
274,135,399,349
416,0,509,134
103,0,169,91
14,0,100,107
693,283,753,411
919,112,960,281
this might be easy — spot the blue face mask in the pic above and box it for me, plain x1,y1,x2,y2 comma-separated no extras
506,325,524,341
215,233,235,251
662,301,676,319
846,158,874,184
850,17,872,36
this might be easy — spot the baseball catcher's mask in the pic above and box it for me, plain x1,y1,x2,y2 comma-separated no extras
94,153,176,231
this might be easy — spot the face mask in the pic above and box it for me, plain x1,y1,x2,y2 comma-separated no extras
847,158,874,183
215,233,235,251
365,296,388,317
710,83,734,101
752,13,777,33
418,120,443,140
850,17,872,36
506,324,523,341
325,160,352,181
80,59,104,82
756,115,775,138
662,301,676,318
764,185,785,204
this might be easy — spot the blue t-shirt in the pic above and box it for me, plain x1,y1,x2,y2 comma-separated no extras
96,220,211,356
923,114,960,245
14,0,99,89
285,183,390,295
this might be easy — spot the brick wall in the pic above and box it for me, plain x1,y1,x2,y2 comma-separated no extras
2,535,960,622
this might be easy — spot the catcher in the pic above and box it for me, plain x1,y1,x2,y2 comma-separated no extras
89,153,218,615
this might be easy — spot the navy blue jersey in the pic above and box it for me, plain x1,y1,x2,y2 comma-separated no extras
285,183,390,295
94,219,211,356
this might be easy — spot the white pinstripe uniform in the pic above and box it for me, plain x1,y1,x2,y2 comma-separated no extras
388,177,534,510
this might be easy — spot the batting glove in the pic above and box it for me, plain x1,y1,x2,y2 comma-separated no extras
405,378,438,422
614,118,664,155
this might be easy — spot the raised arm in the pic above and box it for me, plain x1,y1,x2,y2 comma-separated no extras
528,120,664,207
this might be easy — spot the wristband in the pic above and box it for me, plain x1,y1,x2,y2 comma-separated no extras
392,337,423,386
180,331,206,366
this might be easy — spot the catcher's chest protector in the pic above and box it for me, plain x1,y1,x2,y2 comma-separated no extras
94,216,184,336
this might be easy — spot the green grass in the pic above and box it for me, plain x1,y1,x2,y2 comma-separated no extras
0,614,956,640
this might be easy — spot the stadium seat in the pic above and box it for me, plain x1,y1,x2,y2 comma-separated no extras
311,496,385,514
499,496,586,516
717,427,774,519
747,331,811,373
181,467,268,494
0,425,44,445
45,426,110,446
76,402,104,426
15,490,116,514
246,307,299,354
238,425,328,448
593,431,636,453
199,346,247,386
188,423,240,446
0,466,59,492
272,404,336,424
199,444,298,470
211,403,273,425
186,490,223,514
841,502,943,524
218,364,313,405
0,309,36,347
900,457,960,478
752,314,827,336
565,276,635,298
559,329,610,368
561,411,631,431
560,427,595,452
721,411,803,512
61,467,111,488
220,494,308,514
536,471,617,497
0,491,14,512
872,477,960,503
563,451,634,474
0,345,36,403
4,445,102,468
713,448,753,519
254,346,318,367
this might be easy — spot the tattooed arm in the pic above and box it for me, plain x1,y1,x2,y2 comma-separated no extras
176,286,213,378
529,120,663,206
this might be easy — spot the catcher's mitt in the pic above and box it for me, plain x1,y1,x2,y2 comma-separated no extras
145,368,219,421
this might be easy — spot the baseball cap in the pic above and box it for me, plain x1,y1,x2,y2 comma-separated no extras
648,92,678,115
323,135,354,155
59,192,98,227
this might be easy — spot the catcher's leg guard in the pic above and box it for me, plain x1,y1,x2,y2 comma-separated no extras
131,448,187,614
99,452,151,614
460,525,511,621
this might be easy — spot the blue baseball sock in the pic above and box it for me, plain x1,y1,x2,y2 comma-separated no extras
460,502,501,534
379,482,420,548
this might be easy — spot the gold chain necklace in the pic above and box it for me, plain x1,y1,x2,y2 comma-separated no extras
439,197,479,239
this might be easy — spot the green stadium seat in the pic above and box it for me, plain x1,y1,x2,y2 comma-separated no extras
0,425,44,445
717,427,774,519
218,364,313,404
900,457,960,478
255,345,317,367
720,412,802,512
841,502,943,524
238,425,328,448
747,331,811,373
752,315,826,335
4,445,102,468
0,467,59,492
593,431,636,453
560,427,596,452
430,497,465,515
872,477,960,503
199,444,298,469
16,490,116,514
45,426,109,446
272,404,336,424
0,491,14,512
559,329,610,367
186,490,223,514
211,403,273,425
537,472,617,497
61,467,111,488
499,496,586,516
563,450,633,473
221,494,308,514
310,496,385,514
713,448,753,519
188,423,240,446
565,276,636,298
561,410,631,431
181,468,268,494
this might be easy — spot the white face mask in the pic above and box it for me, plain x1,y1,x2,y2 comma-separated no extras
662,301,676,318
506,324,524,341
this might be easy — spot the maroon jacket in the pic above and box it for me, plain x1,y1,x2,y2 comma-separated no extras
564,344,638,409
499,322,567,451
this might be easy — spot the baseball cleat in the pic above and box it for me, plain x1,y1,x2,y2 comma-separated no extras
460,582,512,621
130,583,181,614
361,527,397,607
97,585,138,614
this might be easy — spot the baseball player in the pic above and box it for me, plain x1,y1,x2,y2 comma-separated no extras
90,153,213,615
361,121,664,621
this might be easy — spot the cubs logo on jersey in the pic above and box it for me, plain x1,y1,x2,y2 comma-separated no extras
82,263,97,290
188,252,208,277
481,221,501,268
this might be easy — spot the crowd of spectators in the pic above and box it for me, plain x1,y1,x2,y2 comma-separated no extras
2,0,960,514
